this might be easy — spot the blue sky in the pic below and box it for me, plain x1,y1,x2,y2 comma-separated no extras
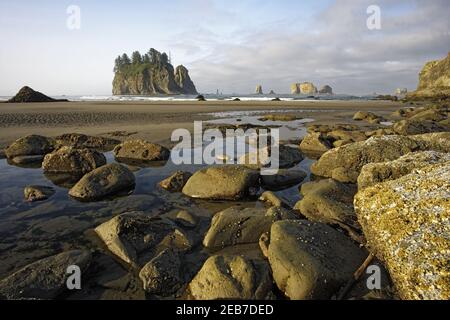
0,0,449,95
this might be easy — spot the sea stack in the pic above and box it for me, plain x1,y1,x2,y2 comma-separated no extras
112,48,198,95
319,85,333,94
255,85,263,94
7,86,68,103
291,82,318,95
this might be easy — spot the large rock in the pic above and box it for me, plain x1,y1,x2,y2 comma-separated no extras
261,169,306,190
294,179,359,230
354,161,450,299
268,220,366,300
291,82,318,95
407,52,450,100
113,140,170,162
158,171,192,192
182,165,260,200
68,163,135,200
188,255,272,300
352,111,384,124
95,212,193,267
203,207,275,248
139,248,183,296
5,135,54,161
311,133,450,183
299,132,333,154
54,133,120,151
239,145,304,169
255,85,263,94
0,250,91,299
112,48,198,95
392,119,449,135
7,86,68,103
42,146,106,175
24,185,55,202
358,151,450,190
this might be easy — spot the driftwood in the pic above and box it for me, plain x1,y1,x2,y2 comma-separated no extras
337,252,375,300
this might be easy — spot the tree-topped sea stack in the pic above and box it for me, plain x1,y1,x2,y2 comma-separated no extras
112,48,198,95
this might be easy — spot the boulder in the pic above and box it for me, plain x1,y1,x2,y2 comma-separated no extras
408,108,448,122
182,165,260,200
357,151,450,190
54,133,120,151
24,185,55,202
42,146,106,175
68,163,135,201
259,191,286,207
268,220,366,300
7,86,68,103
299,132,333,154
311,133,450,183
95,212,193,267
354,161,450,299
294,179,359,230
261,169,306,190
392,119,449,135
203,207,274,248
158,171,192,192
5,135,54,161
239,145,304,169
188,255,272,300
0,250,91,299
139,248,183,296
113,140,170,162
352,111,384,123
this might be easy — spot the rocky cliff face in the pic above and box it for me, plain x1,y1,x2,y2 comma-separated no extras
255,85,263,94
407,52,450,100
112,49,198,95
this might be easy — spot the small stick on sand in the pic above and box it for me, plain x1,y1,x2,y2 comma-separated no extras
337,252,375,300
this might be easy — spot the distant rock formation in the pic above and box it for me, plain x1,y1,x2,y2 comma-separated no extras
319,85,333,94
112,48,198,95
291,82,318,95
255,85,263,94
407,52,450,100
395,88,407,95
269,90,275,95
7,86,68,103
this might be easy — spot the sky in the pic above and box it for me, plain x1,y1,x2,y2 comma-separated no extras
0,0,449,96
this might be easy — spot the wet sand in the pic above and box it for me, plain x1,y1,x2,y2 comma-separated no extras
0,100,402,149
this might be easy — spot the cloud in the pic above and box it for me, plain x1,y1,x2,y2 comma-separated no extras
183,0,450,94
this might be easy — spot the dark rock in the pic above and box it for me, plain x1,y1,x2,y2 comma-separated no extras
24,185,55,202
158,171,192,192
42,146,106,175
7,86,68,103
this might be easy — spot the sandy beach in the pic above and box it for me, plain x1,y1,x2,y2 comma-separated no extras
0,99,402,149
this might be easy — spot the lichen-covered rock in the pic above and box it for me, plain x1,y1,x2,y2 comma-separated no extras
261,169,306,190
294,179,359,230
54,133,120,152
354,161,450,300
42,146,106,175
95,212,193,267
0,250,91,299
139,248,183,296
5,134,54,160
113,140,170,162
357,151,450,190
24,185,55,202
203,207,274,248
352,111,384,123
158,171,192,192
299,132,333,154
182,165,260,200
188,255,272,300
311,133,450,183
268,220,366,300
68,163,135,200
